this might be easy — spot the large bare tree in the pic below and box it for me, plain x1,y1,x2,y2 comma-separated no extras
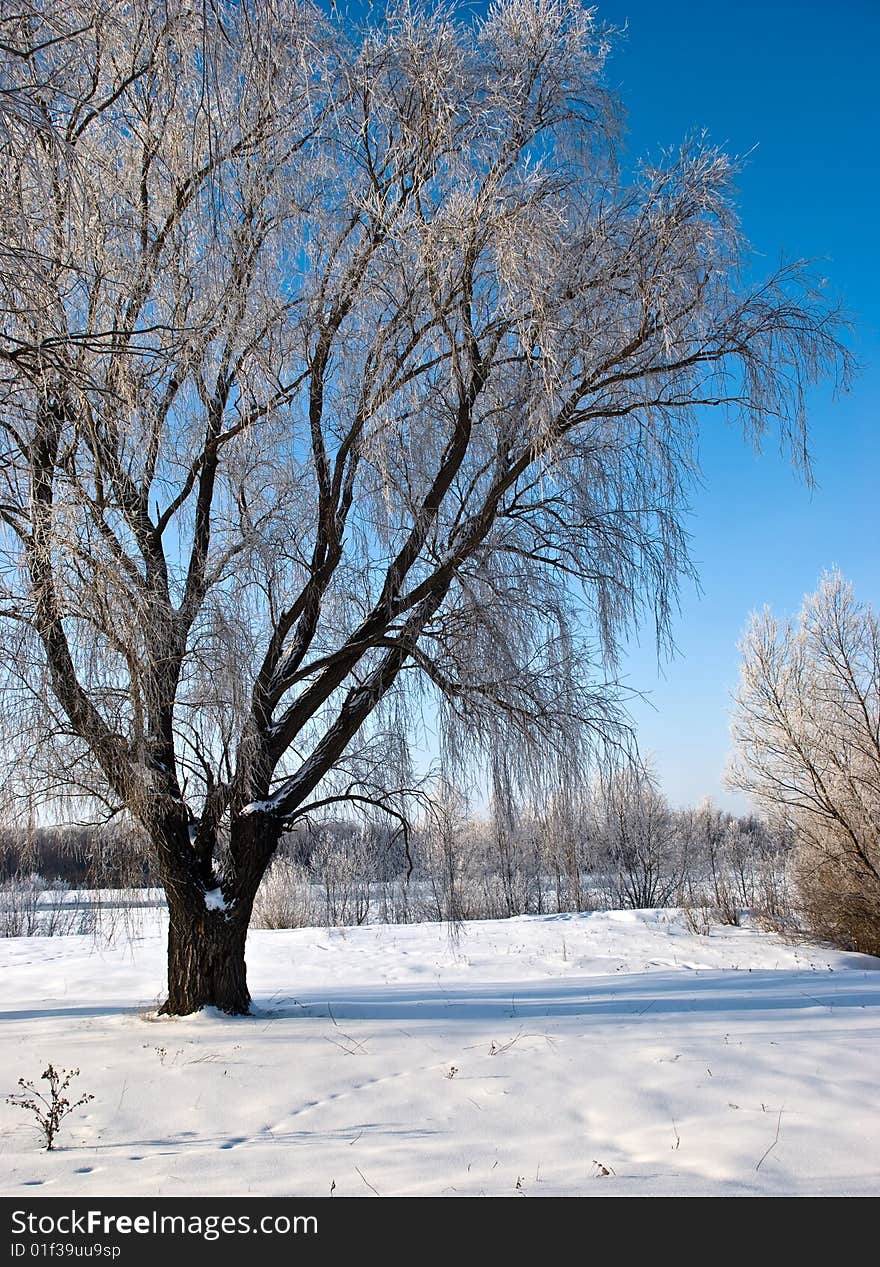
0,0,850,1012
729,572,880,952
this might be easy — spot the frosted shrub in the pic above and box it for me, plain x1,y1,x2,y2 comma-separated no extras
0,873,87,938
252,859,320,930
731,574,880,954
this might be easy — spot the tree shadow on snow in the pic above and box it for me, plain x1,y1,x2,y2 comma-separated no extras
253,969,880,1025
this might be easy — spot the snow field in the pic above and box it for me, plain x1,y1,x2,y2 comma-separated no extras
1,909,878,1196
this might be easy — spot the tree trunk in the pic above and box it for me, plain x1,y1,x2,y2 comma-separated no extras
161,908,251,1016
156,810,280,1016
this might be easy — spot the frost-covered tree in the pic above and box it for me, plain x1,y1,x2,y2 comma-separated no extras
730,572,880,953
0,0,851,1012
597,764,683,908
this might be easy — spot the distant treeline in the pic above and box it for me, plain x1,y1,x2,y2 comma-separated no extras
1,779,793,937
0,819,393,890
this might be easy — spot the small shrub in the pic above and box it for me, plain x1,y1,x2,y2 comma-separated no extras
252,859,320,930
752,858,799,937
682,900,712,936
7,1065,94,1150
0,873,93,938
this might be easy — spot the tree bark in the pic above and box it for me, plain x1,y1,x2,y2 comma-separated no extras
161,906,251,1016
157,810,280,1016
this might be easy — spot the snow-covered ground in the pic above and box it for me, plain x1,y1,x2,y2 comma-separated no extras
1,909,878,1196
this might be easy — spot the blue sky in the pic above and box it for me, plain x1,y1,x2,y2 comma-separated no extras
591,0,880,809
339,0,877,813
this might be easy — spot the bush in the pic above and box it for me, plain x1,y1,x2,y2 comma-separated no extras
252,859,320,930
0,873,95,938
7,1065,94,1150
794,840,880,956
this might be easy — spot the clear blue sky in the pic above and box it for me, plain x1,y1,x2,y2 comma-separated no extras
592,0,880,809
343,0,878,812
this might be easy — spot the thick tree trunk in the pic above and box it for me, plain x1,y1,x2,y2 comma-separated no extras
161,908,251,1016
156,809,280,1016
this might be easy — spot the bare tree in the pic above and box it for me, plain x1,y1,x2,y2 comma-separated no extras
729,571,880,953
0,0,851,1013
597,763,683,908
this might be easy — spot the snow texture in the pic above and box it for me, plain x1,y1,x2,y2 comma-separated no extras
1,909,878,1196
239,801,277,817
